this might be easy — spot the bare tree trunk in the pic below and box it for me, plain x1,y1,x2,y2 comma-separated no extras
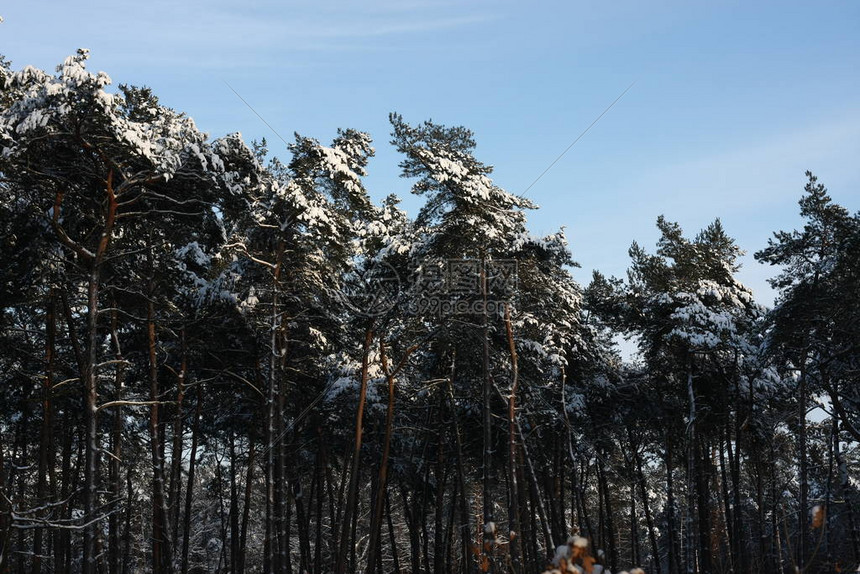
109,304,126,574
33,291,57,574
547,439,565,545
686,358,698,574
719,428,733,572
80,172,118,574
445,478,457,574
314,436,327,574
367,339,417,573
333,445,352,559
835,420,860,563
504,306,523,574
335,325,374,574
665,437,680,574
230,430,241,574
731,367,744,573
148,279,173,574
123,462,134,574
168,329,187,559
14,408,30,574
695,436,712,574
797,361,809,570
480,255,495,572
238,438,255,574
434,437,450,574
268,241,291,574
518,423,552,559
386,490,402,574
401,486,422,574
630,475,639,567
419,473,432,574
770,440,781,572
293,474,312,574
265,356,276,574
825,416,835,566
57,287,83,574
0,413,9,574
56,407,75,574
525,464,541,571
597,459,617,573
367,339,396,574
446,358,473,574
180,384,202,574
215,449,229,572
278,358,292,574
350,481,360,573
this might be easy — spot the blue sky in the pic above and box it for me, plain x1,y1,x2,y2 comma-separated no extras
3,0,859,306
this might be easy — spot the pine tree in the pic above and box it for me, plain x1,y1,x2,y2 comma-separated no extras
756,172,860,568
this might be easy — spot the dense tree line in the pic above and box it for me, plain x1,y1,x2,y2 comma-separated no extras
1,52,858,574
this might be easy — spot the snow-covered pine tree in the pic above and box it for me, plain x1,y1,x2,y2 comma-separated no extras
756,172,860,567
0,50,232,574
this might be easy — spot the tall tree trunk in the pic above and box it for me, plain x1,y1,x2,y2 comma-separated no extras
109,304,126,574
335,325,374,574
731,365,744,573
293,474,312,574
835,421,860,563
13,407,29,574
386,490,402,574
148,280,173,574
123,462,134,574
82,261,102,574
504,306,523,574
57,288,83,573
314,435,327,574
526,467,541,572
33,291,57,574
80,170,118,574
825,416,835,566
445,478,458,574
665,439,679,574
238,438,255,574
630,475,639,567
797,361,809,570
518,423,553,558
419,474,432,574
230,430,241,574
597,459,617,573
445,356,473,574
519,456,535,574
686,358,698,574
635,447,661,574
278,351,292,574
55,408,75,574
769,440,781,573
480,255,495,572
215,449,229,572
168,329,187,559
401,486,422,574
434,438,450,574
180,384,202,574
367,339,416,574
0,410,10,574
265,357,276,574
719,428,733,572
695,436,712,574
